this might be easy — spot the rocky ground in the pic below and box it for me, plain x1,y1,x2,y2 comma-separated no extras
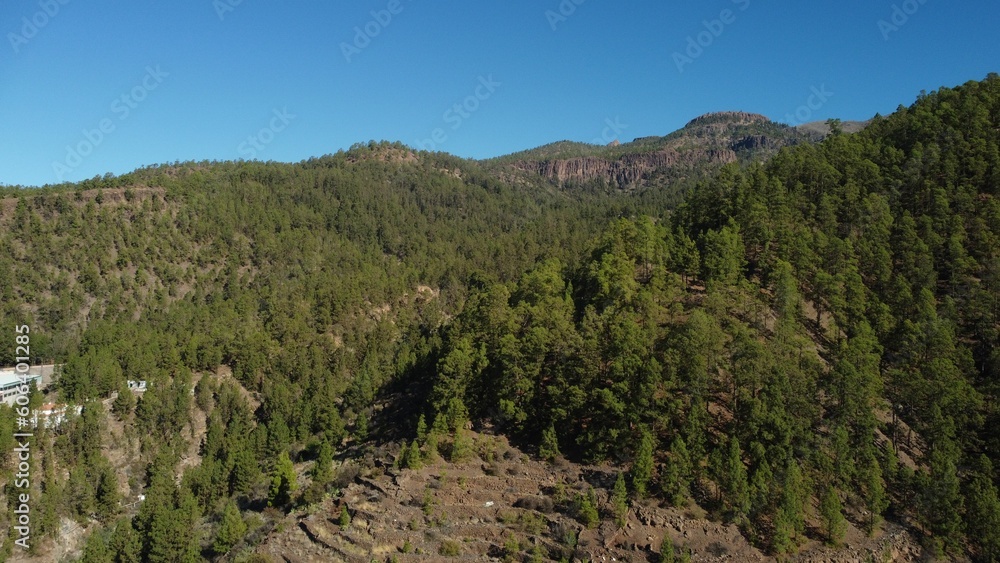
252,432,928,563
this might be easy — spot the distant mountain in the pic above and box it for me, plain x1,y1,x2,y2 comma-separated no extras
491,111,811,192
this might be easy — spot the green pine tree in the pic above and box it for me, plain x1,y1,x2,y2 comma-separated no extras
920,442,963,553
661,436,692,506
450,427,474,463
107,516,142,563
311,440,334,483
112,386,136,418
401,439,423,469
819,486,846,546
213,501,247,555
354,410,369,442
631,426,655,498
539,423,561,461
780,461,807,541
713,436,750,523
80,529,112,563
339,504,351,530
576,489,599,528
416,414,428,444
659,534,675,563
965,457,1000,563
612,472,628,526
268,451,298,507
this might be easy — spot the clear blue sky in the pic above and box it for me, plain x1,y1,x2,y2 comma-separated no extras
2,0,998,186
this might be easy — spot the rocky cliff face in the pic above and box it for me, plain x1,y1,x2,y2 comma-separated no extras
511,112,802,190
515,147,737,189
731,134,784,152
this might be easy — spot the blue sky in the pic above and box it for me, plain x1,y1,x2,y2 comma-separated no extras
2,0,998,186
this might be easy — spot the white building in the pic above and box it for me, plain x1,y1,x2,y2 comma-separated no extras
0,369,42,405
30,402,82,429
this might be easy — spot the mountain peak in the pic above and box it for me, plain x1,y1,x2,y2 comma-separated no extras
685,111,771,128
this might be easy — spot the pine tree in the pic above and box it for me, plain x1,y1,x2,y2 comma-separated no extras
819,486,847,546
107,517,142,563
830,424,854,486
94,458,121,522
339,504,351,530
113,386,136,418
920,443,963,553
631,426,655,498
80,529,113,563
612,472,628,526
659,534,675,563
858,448,888,534
311,440,334,483
400,439,422,470
700,224,746,286
539,423,561,461
67,464,95,518
661,436,692,506
576,489,599,528
964,456,1000,562
451,427,474,462
772,260,801,322
213,501,247,555
143,486,202,563
771,507,795,555
354,410,369,442
748,457,774,529
416,414,428,444
427,412,449,459
780,461,807,543
229,445,258,496
268,451,298,507
713,436,750,523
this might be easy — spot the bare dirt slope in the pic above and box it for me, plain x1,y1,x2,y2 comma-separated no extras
254,433,925,563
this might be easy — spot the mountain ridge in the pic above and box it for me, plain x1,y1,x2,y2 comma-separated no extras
494,111,810,192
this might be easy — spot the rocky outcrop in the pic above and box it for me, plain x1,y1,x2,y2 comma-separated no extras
685,111,770,128
515,147,737,189
508,112,804,190
731,134,783,152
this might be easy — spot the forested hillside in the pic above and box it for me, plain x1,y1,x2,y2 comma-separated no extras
1,75,999,562
0,144,637,561
421,75,1000,560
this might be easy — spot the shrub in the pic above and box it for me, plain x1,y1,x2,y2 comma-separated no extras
339,505,351,530
439,540,461,556
514,496,554,513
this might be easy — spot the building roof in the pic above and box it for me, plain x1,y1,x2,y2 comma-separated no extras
0,369,42,389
